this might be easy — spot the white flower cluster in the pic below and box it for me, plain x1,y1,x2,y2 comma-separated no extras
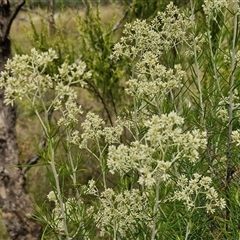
145,112,207,161
56,97,83,127
203,0,228,17
112,2,190,60
107,112,207,188
0,48,57,105
57,62,91,83
47,191,80,234
111,3,188,99
79,112,124,148
94,188,151,238
67,130,81,145
224,50,240,66
216,89,240,123
80,112,105,148
169,173,226,213
125,64,184,98
232,130,240,146
0,48,91,127
82,179,98,196
155,2,191,48
107,141,155,176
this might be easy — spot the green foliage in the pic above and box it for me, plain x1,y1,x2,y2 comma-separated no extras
76,1,125,125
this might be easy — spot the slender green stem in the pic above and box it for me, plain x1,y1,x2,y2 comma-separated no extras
34,109,49,137
190,0,205,128
133,98,139,141
66,131,81,201
49,139,69,238
32,88,71,237
96,138,107,189
151,179,160,240
86,142,108,190
35,107,69,237
185,220,192,240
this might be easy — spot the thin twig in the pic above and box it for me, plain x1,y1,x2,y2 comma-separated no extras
21,6,47,19
111,10,128,32
84,79,114,126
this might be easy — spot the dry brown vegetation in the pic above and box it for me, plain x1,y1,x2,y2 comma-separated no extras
10,5,123,51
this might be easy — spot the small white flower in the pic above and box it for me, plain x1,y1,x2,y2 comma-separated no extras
47,191,56,202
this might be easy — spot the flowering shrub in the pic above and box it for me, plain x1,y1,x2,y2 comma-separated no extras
2,0,240,239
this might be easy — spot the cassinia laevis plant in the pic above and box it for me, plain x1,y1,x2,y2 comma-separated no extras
77,2,225,239
0,0,234,239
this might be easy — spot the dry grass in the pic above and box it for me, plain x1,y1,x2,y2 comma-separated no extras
10,5,123,51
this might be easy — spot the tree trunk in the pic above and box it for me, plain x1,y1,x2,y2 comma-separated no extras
0,1,42,239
